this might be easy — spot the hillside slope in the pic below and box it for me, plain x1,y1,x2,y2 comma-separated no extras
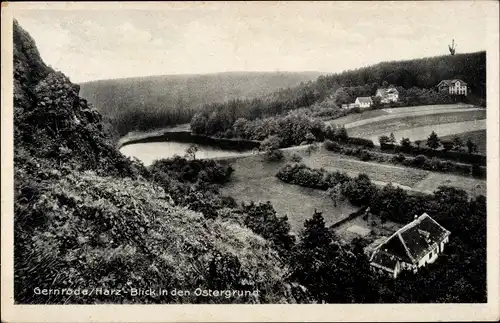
79,71,322,136
13,20,299,304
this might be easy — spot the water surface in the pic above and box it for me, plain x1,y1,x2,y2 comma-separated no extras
120,141,252,166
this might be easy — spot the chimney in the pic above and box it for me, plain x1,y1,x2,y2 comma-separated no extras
414,214,418,220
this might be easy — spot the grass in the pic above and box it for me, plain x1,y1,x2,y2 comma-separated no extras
326,103,479,128
440,130,486,154
219,153,359,233
348,110,486,138
220,146,486,233
326,109,389,126
413,172,486,196
301,147,429,187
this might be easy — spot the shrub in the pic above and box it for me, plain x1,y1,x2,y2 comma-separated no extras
348,137,375,148
323,140,342,152
290,153,303,162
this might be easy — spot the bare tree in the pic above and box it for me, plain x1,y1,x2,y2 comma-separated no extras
448,39,457,55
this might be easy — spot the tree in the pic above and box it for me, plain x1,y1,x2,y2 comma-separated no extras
426,131,441,149
306,142,319,156
341,174,377,206
326,184,344,207
400,137,412,151
466,138,477,154
261,135,284,161
415,140,422,149
305,131,316,144
452,136,464,151
448,39,457,56
389,133,396,145
337,126,349,143
184,144,198,160
379,135,390,147
242,201,295,258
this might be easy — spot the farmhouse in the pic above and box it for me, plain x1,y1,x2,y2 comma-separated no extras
437,79,468,96
354,97,373,109
376,87,399,103
369,213,450,279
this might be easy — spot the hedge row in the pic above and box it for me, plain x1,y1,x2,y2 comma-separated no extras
324,140,486,179
381,144,486,166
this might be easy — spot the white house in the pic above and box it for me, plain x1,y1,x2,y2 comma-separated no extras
354,97,373,109
437,79,468,96
369,213,451,278
376,87,399,103
341,103,359,110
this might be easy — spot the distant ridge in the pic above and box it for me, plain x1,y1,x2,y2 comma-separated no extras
79,71,323,136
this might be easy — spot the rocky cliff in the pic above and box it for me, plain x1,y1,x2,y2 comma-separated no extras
13,20,299,304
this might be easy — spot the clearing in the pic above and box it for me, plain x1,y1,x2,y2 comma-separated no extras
220,152,359,234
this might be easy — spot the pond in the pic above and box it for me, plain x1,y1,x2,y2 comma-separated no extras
120,141,253,166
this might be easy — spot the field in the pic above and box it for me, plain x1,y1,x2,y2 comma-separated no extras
326,103,480,128
220,152,359,234
328,104,487,146
440,130,486,154
220,145,486,233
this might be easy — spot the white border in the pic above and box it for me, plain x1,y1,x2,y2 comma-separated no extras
1,1,499,322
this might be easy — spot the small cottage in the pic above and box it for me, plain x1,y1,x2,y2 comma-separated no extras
369,213,451,278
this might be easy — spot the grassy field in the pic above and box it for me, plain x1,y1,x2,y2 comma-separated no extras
220,153,359,234
348,109,486,138
220,145,486,233
440,130,486,154
301,148,429,187
326,103,480,128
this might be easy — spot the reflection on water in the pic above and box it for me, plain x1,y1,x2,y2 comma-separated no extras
120,141,252,166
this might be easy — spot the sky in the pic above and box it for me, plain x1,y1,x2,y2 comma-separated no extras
12,1,492,83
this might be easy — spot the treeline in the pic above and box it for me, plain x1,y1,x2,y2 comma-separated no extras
190,51,486,138
324,140,486,179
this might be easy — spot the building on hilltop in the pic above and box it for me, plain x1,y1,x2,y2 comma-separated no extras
354,96,373,109
375,87,399,103
436,79,468,96
368,213,451,278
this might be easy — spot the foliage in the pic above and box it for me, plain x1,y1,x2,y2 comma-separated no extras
241,202,296,259
426,131,441,149
466,138,477,154
184,144,199,160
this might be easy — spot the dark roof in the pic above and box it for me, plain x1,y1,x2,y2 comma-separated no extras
370,250,398,272
356,97,373,104
377,88,399,95
370,213,450,266
438,79,467,86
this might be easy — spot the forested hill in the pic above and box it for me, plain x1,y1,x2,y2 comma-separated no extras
79,71,322,136
190,51,486,137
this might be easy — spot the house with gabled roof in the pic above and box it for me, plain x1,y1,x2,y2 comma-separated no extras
375,87,399,103
437,79,468,96
354,96,373,109
369,213,451,278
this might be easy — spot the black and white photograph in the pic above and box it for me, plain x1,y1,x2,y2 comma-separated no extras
1,1,499,322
